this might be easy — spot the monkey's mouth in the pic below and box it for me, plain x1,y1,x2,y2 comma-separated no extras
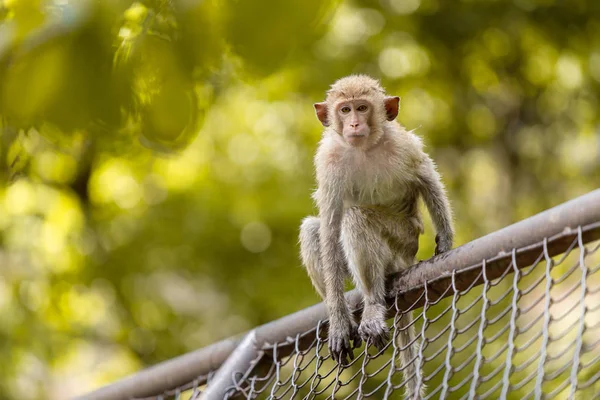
346,134,367,145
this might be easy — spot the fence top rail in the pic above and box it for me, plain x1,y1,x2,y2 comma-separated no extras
76,189,600,400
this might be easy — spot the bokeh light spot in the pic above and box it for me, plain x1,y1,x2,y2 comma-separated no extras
379,43,429,79
389,0,420,15
228,134,260,166
240,222,272,253
379,47,410,79
5,180,35,215
556,54,583,89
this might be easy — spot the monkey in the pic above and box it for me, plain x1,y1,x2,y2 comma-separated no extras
299,75,453,399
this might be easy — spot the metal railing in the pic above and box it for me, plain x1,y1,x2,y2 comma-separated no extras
77,190,600,400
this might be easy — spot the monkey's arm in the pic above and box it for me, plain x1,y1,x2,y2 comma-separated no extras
315,185,358,362
418,157,454,255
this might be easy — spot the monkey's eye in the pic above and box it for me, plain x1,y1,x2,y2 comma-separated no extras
357,105,368,112
340,106,351,114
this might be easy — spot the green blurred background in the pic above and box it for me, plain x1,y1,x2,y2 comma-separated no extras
0,0,599,398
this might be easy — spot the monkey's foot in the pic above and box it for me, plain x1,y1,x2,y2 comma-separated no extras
435,233,452,255
359,315,389,351
328,318,361,364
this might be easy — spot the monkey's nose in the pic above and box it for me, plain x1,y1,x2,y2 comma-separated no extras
350,123,359,128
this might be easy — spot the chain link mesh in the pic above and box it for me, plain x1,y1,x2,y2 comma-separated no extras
130,224,600,400
132,372,215,400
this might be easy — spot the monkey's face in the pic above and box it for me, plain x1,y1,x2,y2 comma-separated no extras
313,83,400,147
336,100,373,146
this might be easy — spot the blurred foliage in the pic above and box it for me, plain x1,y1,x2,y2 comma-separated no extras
0,0,599,398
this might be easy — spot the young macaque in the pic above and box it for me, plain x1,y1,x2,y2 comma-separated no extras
299,75,453,398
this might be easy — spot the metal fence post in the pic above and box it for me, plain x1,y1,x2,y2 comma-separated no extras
200,330,260,400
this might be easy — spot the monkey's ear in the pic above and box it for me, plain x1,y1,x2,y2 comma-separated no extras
314,102,330,127
384,96,400,121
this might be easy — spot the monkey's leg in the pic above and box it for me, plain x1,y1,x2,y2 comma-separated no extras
300,216,362,360
299,217,327,299
341,207,392,350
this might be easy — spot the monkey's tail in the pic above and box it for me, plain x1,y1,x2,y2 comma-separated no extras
397,312,426,399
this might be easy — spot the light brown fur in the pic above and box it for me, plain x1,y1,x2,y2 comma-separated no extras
299,75,453,399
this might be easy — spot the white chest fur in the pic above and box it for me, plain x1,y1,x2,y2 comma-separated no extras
340,147,406,207
315,127,423,210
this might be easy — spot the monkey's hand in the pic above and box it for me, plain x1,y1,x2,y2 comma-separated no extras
434,233,452,255
328,314,361,364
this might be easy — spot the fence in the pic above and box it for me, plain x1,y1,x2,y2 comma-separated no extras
77,190,600,400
